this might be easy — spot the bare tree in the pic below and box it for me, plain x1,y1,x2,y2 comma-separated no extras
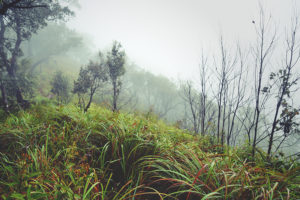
251,7,276,158
213,36,236,145
181,81,201,135
226,46,248,146
199,52,215,135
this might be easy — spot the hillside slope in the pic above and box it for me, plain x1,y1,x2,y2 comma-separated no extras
0,102,299,199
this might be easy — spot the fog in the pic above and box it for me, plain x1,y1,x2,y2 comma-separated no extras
67,0,298,80
1,1,300,197
1,0,300,154
62,0,300,155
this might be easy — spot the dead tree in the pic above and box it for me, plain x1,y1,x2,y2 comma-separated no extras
251,7,276,158
226,46,248,146
181,81,200,135
199,52,215,135
214,36,236,145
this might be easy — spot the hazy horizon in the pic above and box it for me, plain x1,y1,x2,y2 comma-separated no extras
67,0,299,80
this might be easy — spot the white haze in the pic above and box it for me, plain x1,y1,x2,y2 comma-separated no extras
67,0,299,80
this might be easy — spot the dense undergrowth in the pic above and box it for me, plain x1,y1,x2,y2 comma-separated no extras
0,101,299,199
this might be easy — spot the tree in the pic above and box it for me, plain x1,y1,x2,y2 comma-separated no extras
198,52,215,136
213,36,236,145
0,0,72,110
0,68,8,112
225,46,248,146
267,16,300,158
73,52,108,112
0,0,47,15
0,58,36,111
23,23,85,73
106,41,126,112
123,65,182,121
139,73,179,119
251,7,276,158
50,71,70,104
181,81,201,135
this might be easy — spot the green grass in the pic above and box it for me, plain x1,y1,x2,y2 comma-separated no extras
0,102,299,199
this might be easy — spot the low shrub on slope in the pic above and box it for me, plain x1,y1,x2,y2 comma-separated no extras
0,103,299,199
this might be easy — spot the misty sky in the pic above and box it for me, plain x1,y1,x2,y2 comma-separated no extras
67,0,299,80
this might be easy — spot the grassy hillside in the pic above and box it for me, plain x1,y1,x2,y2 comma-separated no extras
0,101,299,199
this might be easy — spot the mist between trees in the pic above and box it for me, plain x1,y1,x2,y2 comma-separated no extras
0,1,299,161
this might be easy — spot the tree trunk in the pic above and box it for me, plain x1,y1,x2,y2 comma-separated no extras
29,57,49,73
7,66,24,104
112,80,117,112
217,102,221,142
267,100,281,157
84,88,96,113
251,7,276,159
267,23,295,158
0,16,8,112
7,13,25,106
0,78,9,112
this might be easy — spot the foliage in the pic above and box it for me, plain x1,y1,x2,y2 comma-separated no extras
22,22,88,73
0,103,299,199
73,52,108,112
50,71,71,104
127,67,180,120
0,59,36,110
106,41,126,111
0,0,73,109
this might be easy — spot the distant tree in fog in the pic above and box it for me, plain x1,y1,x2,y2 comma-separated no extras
24,23,84,73
106,41,126,112
50,71,71,104
181,81,201,135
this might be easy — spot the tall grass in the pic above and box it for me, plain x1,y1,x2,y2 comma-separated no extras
0,103,299,199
